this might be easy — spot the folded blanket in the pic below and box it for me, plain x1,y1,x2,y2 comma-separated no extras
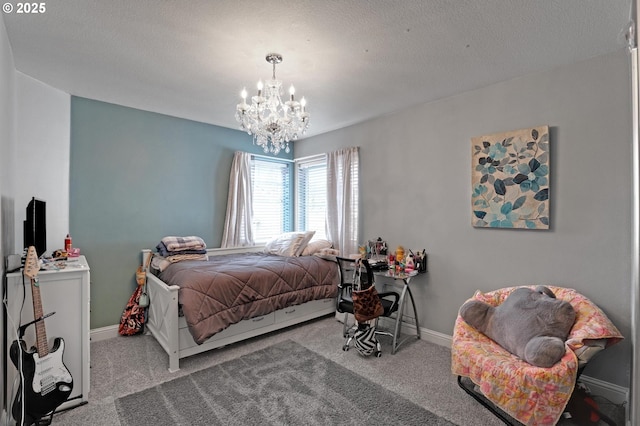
151,253,208,272
151,255,171,272
156,241,207,257
161,236,206,252
166,253,208,264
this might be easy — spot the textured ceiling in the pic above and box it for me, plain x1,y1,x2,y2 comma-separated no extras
2,0,633,139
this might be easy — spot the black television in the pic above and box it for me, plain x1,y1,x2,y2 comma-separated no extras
24,197,46,257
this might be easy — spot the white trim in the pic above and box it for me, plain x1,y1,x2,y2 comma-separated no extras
90,324,119,342
294,153,325,163
580,375,629,424
250,152,294,163
417,325,455,348
579,375,629,405
630,43,640,426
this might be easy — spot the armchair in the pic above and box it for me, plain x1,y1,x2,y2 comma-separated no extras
452,286,623,425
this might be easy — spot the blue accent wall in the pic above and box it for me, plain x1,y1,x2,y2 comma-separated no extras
70,97,292,328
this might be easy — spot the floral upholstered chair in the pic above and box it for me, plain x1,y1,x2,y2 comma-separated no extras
451,286,623,426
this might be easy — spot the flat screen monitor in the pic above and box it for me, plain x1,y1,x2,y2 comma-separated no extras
24,197,46,257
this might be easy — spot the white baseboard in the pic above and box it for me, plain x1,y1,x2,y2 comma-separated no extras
417,324,454,347
579,374,629,405
579,376,629,424
90,324,119,342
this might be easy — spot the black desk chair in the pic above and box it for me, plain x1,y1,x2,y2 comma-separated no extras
336,257,400,355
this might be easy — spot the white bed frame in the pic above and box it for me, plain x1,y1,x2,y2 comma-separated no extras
141,247,337,372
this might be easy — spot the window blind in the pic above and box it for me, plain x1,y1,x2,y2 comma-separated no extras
296,156,327,240
251,157,291,243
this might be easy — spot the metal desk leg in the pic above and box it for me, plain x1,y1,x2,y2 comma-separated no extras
406,285,420,339
391,279,420,354
392,283,408,353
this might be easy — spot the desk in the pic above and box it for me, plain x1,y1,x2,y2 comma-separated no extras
374,269,421,353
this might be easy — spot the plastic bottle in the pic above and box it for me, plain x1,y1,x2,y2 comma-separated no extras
65,234,72,252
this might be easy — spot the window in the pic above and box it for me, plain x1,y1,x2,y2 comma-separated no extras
249,154,330,245
251,157,292,243
296,155,327,240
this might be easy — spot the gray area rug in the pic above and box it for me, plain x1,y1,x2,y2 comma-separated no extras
115,339,456,426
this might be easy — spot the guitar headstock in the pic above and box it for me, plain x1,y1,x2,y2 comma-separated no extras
24,246,40,280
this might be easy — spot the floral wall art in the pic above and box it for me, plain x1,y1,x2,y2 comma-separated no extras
471,126,550,229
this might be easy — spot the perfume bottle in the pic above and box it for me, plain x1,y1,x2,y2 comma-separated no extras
65,234,72,252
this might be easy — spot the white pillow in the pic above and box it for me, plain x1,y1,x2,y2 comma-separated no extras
295,231,316,256
264,232,310,257
301,239,332,256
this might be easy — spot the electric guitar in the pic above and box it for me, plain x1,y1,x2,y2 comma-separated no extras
10,246,73,425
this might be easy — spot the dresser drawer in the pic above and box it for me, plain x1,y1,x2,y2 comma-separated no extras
179,312,275,349
275,298,335,322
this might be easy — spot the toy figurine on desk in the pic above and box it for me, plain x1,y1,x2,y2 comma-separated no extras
395,246,405,264
365,237,388,258
373,237,387,255
405,253,415,272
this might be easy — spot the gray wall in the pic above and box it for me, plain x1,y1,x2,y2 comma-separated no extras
69,97,291,328
296,49,632,388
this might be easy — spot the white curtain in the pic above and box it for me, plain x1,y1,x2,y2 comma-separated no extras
221,151,254,247
326,147,359,256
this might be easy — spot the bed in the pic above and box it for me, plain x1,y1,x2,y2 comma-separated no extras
141,245,339,372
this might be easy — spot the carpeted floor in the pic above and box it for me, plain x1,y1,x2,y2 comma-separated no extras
115,340,454,425
51,316,625,425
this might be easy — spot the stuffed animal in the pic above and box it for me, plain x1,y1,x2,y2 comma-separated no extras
459,286,576,368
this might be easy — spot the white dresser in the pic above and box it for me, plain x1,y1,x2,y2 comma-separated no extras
4,256,90,417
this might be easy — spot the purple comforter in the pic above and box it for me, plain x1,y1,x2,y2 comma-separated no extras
158,252,338,344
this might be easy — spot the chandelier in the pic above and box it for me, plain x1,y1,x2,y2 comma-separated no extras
235,53,310,155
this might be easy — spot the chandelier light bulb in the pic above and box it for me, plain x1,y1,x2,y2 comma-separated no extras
235,53,310,155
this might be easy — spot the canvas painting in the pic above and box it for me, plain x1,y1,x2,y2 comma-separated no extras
471,126,549,229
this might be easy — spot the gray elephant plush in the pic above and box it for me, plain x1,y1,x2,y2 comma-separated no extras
459,286,576,368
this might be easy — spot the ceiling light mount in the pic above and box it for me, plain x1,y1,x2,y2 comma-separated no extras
235,53,310,155
266,53,282,65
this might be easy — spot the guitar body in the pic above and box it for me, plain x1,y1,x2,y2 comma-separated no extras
10,337,73,424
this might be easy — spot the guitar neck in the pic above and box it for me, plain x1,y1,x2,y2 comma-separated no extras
23,246,49,358
30,278,50,358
